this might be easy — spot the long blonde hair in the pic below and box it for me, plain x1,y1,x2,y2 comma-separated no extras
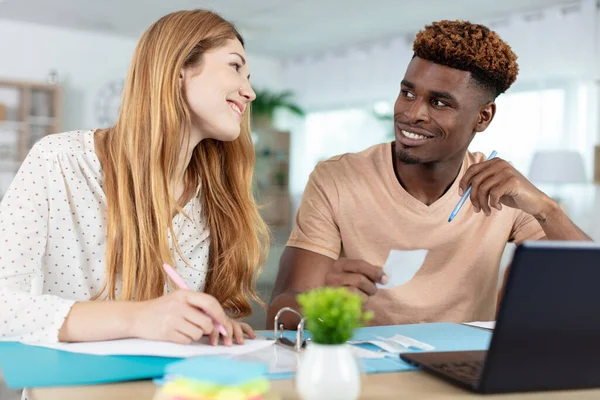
95,10,269,317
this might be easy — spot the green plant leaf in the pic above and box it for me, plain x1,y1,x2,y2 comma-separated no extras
297,287,373,345
250,88,306,121
285,104,305,116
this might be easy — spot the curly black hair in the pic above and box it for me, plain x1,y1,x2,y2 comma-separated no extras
413,20,519,98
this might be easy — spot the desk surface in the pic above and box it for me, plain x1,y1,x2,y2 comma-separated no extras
29,371,600,400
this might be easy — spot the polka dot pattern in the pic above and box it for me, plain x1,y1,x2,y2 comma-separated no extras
0,130,210,343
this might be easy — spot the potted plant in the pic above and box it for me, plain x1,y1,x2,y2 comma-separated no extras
373,110,395,140
250,89,305,129
295,287,373,400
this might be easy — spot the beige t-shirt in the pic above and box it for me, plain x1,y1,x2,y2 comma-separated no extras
287,142,545,325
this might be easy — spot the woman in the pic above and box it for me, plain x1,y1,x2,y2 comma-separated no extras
0,9,269,346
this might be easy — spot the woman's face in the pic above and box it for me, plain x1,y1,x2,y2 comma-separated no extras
181,38,255,142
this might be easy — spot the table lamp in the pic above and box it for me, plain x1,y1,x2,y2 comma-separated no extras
529,150,587,184
528,150,587,208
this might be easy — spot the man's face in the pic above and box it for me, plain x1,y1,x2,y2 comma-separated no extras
393,56,495,165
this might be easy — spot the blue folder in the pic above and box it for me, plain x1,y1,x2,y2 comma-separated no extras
0,322,492,389
0,342,176,388
271,322,492,376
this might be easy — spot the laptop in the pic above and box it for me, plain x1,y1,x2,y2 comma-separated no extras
400,241,600,394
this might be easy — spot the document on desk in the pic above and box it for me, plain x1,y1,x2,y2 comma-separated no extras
22,337,274,358
377,249,428,289
463,321,496,330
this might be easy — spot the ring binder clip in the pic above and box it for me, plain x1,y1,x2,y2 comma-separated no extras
273,307,306,352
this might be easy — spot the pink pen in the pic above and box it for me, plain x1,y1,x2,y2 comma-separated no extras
162,263,228,337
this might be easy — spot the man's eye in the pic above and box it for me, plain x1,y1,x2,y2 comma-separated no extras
402,90,415,99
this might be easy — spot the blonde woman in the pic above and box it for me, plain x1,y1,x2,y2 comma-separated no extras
0,10,268,346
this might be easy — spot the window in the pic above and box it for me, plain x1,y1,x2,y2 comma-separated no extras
469,88,567,175
305,108,390,165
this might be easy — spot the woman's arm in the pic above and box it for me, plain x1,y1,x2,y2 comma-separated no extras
0,142,76,342
58,291,228,344
1,140,229,344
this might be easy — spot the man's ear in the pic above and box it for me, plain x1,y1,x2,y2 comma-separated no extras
475,102,496,133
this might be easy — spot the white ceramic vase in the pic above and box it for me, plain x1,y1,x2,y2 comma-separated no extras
296,343,361,400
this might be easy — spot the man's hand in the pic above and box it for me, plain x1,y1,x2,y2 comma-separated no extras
325,258,388,299
460,157,556,220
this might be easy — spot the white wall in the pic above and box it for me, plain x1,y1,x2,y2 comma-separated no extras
0,19,137,131
0,19,285,131
282,37,413,111
495,0,597,85
282,0,597,111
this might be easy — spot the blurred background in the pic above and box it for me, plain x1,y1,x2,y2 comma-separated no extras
1,0,600,351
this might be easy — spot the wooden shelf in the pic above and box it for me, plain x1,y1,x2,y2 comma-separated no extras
28,116,56,126
0,120,25,130
253,125,291,227
0,78,62,178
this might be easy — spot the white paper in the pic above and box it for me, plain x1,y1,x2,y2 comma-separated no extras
376,334,435,351
349,334,435,353
350,346,391,359
233,343,299,374
22,337,275,358
377,249,428,289
463,321,496,330
349,339,407,353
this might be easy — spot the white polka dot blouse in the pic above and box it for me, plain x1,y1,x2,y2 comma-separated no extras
0,130,211,343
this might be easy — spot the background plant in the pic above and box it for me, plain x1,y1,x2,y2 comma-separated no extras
250,89,305,123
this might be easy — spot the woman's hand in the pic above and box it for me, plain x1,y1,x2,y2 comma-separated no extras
130,290,228,345
209,317,256,346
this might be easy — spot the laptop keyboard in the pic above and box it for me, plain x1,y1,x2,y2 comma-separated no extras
429,360,484,387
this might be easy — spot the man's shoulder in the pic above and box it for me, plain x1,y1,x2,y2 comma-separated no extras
314,142,390,179
465,150,488,166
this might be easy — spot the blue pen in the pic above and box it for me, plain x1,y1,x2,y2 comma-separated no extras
448,150,498,222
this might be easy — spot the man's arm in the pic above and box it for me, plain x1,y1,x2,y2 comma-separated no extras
533,199,591,241
267,247,334,329
461,157,592,242
266,247,386,329
267,161,340,331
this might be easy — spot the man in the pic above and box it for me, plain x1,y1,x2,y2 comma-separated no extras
268,20,590,329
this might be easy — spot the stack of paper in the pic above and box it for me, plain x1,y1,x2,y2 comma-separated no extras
23,337,274,358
